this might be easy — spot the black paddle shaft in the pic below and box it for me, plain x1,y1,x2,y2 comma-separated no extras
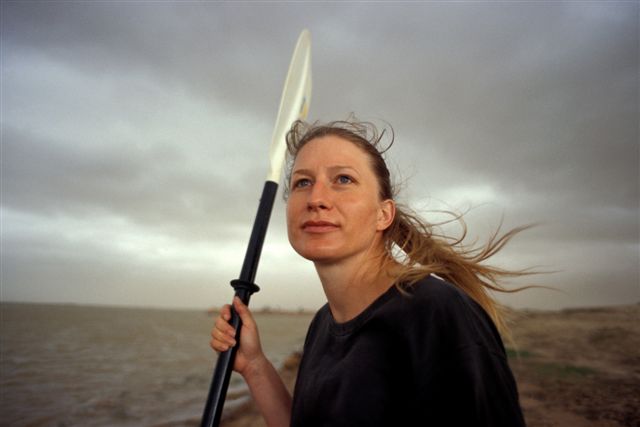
201,180,279,427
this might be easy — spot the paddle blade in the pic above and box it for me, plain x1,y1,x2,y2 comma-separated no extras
266,29,312,184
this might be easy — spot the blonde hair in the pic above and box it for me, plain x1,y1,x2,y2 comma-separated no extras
285,119,534,335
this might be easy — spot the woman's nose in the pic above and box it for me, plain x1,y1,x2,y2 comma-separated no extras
307,181,332,211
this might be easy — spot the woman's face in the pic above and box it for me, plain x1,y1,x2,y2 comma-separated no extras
286,135,395,264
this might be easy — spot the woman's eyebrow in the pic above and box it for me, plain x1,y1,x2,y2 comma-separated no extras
291,168,313,176
291,165,359,176
327,165,359,175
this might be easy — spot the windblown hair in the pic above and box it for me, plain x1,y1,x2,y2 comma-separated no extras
284,119,534,335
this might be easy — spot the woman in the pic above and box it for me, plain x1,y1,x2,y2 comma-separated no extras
211,119,528,426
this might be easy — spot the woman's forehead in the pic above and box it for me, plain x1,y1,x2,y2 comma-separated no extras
295,135,371,166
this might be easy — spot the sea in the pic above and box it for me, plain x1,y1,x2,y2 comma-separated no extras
0,303,315,427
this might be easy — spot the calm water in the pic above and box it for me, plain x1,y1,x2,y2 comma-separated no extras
0,303,314,426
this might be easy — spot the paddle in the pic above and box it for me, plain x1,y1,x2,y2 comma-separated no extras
200,29,312,427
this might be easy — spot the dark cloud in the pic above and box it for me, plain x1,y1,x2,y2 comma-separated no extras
2,125,263,244
3,2,325,116
1,1,638,309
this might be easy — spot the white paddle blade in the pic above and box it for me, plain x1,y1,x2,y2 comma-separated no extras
266,29,312,184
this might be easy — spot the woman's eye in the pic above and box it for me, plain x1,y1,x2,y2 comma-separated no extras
294,178,312,188
337,175,353,185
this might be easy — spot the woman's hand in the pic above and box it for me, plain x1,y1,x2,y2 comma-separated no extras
211,297,293,426
210,296,265,378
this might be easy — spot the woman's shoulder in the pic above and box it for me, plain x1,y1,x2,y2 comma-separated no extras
392,275,503,349
398,275,475,312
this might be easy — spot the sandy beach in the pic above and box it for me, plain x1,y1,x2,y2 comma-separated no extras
220,304,639,427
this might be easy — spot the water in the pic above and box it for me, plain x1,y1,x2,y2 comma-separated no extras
0,303,314,426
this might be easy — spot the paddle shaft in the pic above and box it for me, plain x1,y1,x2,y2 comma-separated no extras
201,180,278,427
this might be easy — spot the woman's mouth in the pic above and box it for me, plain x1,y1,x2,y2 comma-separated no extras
302,220,339,233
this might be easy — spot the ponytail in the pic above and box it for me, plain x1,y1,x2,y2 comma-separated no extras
385,206,535,335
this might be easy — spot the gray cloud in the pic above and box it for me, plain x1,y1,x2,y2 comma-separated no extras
1,1,638,309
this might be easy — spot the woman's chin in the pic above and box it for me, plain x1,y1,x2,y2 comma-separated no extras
294,246,341,263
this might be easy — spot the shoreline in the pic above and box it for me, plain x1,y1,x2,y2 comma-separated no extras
150,352,303,427
219,351,302,427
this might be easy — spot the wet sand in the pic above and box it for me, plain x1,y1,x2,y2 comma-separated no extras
221,304,640,427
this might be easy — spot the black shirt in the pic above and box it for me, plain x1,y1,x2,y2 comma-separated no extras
290,275,526,426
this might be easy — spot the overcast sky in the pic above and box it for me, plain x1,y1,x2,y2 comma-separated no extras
1,1,638,311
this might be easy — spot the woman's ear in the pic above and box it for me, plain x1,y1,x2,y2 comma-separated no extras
376,199,396,231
